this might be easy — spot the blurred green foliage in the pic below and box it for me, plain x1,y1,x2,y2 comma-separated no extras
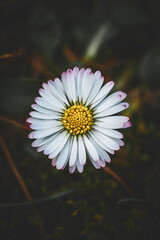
0,0,160,239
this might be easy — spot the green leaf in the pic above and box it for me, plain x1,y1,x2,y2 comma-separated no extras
116,198,144,208
0,187,76,208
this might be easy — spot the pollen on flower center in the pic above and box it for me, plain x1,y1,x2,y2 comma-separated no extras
62,103,93,135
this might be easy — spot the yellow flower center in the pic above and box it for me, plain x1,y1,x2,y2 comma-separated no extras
62,103,93,135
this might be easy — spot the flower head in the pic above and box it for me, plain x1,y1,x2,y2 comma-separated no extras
27,67,131,173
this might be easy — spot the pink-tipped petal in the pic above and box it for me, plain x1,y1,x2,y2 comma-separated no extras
51,158,57,167
123,121,132,128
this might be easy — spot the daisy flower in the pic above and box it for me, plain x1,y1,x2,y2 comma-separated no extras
27,67,131,173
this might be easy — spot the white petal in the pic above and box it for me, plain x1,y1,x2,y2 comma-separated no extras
76,160,84,173
86,71,104,105
56,139,70,170
72,67,79,98
83,138,100,168
35,97,62,112
90,158,101,169
66,69,76,102
69,164,76,173
91,81,115,106
36,133,60,152
29,111,61,120
26,117,36,123
30,121,62,130
42,82,53,94
98,149,111,163
65,69,76,102
48,134,70,159
98,159,106,167
83,135,99,161
28,126,62,139
31,104,55,114
77,68,86,101
98,150,111,163
96,102,129,117
90,137,111,163
32,138,46,148
82,72,94,103
47,80,69,105
32,134,57,147
43,81,68,107
80,68,91,102
37,138,55,152
61,71,72,103
39,88,65,110
89,132,114,154
112,138,124,146
95,120,131,129
54,78,64,92
44,131,67,155
72,66,79,77
69,136,78,167
27,118,60,124
61,160,68,170
122,121,132,128
69,68,79,102
51,158,57,166
93,130,119,151
98,116,129,123
93,126,123,139
78,135,86,165
94,91,127,113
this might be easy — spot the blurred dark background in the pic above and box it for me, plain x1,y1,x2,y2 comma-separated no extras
0,0,160,239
